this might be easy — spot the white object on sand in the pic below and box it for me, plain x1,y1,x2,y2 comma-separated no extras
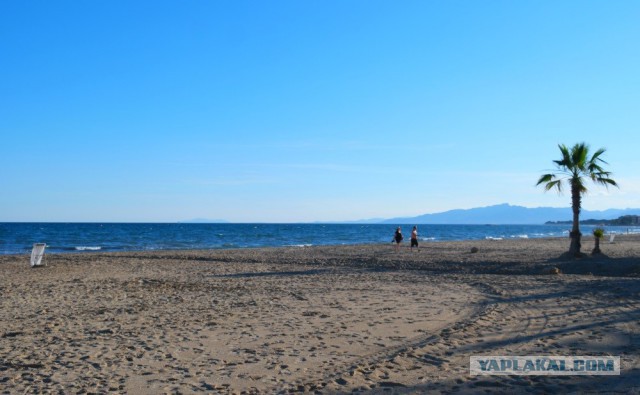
30,243,46,267
609,234,616,244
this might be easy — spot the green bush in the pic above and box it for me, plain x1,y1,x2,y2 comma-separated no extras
593,227,605,238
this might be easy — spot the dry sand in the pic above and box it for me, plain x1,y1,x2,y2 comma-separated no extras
1,236,639,394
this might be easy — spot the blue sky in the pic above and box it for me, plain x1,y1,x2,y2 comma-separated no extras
2,1,639,222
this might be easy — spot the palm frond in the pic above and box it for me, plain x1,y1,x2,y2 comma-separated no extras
572,143,589,170
556,144,571,168
545,180,563,192
588,162,606,174
590,148,608,164
536,174,556,185
596,177,618,188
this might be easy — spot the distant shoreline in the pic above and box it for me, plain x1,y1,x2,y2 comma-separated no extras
546,214,640,226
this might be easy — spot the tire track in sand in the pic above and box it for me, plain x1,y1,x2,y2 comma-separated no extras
281,277,498,393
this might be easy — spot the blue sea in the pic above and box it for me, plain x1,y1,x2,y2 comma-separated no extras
0,223,636,255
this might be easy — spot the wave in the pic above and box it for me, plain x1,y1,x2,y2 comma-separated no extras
75,246,102,251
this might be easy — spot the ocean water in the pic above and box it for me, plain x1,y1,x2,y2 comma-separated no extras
1,222,637,255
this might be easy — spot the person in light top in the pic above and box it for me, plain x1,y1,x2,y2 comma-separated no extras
411,225,419,250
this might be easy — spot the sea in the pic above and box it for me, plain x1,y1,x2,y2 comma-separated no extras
2,222,639,256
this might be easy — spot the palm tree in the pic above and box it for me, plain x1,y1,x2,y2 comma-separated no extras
537,143,617,256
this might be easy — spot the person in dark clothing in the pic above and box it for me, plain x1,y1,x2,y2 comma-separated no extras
393,227,403,252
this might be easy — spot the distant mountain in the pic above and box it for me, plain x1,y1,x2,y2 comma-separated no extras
179,218,230,224
381,203,640,225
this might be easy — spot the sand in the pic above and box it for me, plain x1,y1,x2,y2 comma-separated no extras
1,235,639,394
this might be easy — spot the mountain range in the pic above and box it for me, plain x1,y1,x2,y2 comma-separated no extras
182,204,640,225
377,203,640,225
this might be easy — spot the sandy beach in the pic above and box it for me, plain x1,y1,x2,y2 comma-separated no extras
1,236,639,394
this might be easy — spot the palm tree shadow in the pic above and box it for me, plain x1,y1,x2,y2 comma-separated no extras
546,253,640,277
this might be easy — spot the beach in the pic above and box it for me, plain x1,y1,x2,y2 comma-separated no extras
1,236,639,394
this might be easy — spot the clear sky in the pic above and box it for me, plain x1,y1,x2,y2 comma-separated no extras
2,1,639,222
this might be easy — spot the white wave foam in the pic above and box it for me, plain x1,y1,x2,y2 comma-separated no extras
75,246,101,251
485,237,503,241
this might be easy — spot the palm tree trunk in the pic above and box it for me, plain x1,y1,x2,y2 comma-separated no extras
592,237,601,254
569,184,582,256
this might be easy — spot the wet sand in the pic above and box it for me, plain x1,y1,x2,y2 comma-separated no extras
1,236,639,393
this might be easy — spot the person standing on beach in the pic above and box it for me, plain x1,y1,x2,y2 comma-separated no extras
393,227,403,251
411,226,419,250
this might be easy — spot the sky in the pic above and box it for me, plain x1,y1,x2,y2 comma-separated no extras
1,1,639,223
